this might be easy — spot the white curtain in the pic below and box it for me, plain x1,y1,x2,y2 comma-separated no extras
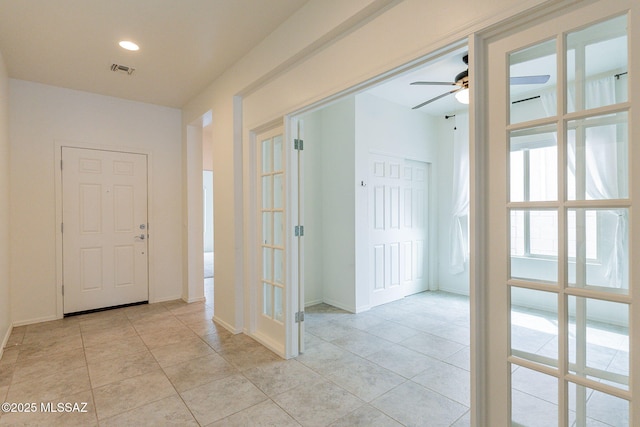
541,76,626,287
449,113,469,275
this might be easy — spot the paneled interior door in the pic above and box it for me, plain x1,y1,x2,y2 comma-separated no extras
62,147,148,313
369,153,428,307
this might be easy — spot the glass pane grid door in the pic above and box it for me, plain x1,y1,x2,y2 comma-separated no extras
507,14,631,426
259,133,285,324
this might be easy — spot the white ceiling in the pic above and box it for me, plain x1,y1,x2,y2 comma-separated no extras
0,0,309,107
1,3,625,113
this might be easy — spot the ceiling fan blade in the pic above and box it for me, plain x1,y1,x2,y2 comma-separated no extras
411,81,458,86
510,75,550,85
412,88,460,110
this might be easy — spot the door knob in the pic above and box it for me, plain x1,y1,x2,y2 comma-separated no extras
135,234,145,240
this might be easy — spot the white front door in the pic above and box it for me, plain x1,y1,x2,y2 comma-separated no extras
62,147,149,314
370,153,428,307
483,2,638,424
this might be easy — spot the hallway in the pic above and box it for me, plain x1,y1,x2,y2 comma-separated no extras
0,292,470,426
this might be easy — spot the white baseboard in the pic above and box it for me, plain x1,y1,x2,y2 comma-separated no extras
151,294,183,304
305,298,369,313
322,297,356,313
304,299,323,308
250,330,285,359
12,314,58,327
213,315,242,334
437,287,470,297
0,324,13,361
354,304,371,314
182,296,206,304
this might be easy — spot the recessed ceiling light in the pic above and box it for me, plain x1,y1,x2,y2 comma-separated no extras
119,40,139,51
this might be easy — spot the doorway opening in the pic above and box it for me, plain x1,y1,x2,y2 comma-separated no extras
202,116,214,305
289,43,472,421
297,44,471,313
185,110,212,304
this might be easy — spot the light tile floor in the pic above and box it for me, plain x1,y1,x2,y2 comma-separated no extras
0,291,473,426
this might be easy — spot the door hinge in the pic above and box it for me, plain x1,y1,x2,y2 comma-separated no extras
62,285,64,296
295,311,305,323
294,225,304,237
294,138,304,150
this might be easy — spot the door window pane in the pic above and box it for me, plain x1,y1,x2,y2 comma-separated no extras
566,15,628,113
569,385,629,426
511,210,525,257
274,249,284,285
274,286,283,323
530,211,558,257
567,208,627,291
510,124,558,202
263,283,273,317
262,212,272,245
262,138,272,173
511,287,558,364
568,297,629,390
263,247,273,282
511,366,558,426
510,39,556,124
566,209,597,260
273,212,283,247
262,176,272,209
273,135,283,171
273,173,283,209
567,112,628,201
511,210,558,283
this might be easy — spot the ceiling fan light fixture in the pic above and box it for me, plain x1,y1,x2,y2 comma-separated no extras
455,88,469,104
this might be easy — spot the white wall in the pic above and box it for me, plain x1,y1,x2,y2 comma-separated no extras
301,98,356,310
0,51,11,351
320,99,358,310
302,93,442,312
9,80,182,325
182,0,550,331
300,109,324,306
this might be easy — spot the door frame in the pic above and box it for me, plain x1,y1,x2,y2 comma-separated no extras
54,141,153,319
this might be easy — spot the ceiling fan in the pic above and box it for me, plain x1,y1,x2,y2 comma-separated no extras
410,54,550,109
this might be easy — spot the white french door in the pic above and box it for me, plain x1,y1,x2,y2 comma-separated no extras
254,126,287,354
483,1,638,425
62,147,149,314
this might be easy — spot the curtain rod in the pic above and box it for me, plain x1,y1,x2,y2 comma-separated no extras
512,70,627,104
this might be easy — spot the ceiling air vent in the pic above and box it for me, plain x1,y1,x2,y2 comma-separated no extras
110,63,135,75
